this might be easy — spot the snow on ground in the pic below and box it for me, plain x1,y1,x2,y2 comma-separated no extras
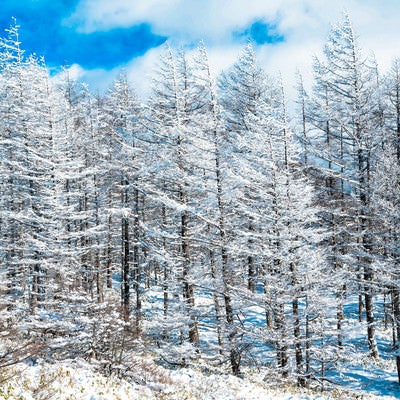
0,358,397,400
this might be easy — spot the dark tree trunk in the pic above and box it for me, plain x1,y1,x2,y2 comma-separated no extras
132,187,141,334
392,288,400,383
121,176,130,322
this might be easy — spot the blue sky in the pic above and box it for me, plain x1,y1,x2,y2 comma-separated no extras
0,0,167,70
0,0,398,96
0,0,282,71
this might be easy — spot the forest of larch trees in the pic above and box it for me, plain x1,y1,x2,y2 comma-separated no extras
0,13,399,393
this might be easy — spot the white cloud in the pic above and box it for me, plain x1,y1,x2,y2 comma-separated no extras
125,43,242,100
66,0,374,41
125,46,165,99
65,0,182,32
51,63,120,96
65,0,400,102
64,63,86,81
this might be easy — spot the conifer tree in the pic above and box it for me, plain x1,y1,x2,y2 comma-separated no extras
307,14,380,358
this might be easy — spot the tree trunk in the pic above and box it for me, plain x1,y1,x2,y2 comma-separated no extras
293,296,304,385
210,249,223,353
392,287,400,383
337,284,345,351
181,206,199,344
106,214,113,289
364,266,378,358
275,302,288,378
133,187,141,334
121,176,130,322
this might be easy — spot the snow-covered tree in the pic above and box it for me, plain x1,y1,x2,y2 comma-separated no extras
307,14,380,358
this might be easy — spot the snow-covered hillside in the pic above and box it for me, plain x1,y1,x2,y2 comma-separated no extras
0,358,396,400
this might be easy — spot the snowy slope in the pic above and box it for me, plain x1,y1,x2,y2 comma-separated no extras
0,358,396,400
